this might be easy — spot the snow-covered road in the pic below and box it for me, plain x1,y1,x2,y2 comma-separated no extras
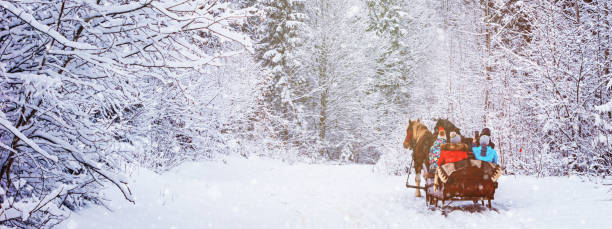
60,157,611,229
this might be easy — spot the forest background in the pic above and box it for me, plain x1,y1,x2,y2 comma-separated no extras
0,0,610,227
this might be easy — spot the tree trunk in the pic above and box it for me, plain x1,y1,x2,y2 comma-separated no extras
320,89,328,150
318,33,330,157
483,0,492,126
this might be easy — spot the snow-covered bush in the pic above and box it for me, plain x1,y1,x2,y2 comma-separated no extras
0,0,256,226
372,145,410,176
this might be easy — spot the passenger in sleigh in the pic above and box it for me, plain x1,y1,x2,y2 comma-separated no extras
437,132,469,168
465,128,496,160
434,132,469,190
428,126,447,174
472,130,502,183
479,127,496,149
471,133,498,164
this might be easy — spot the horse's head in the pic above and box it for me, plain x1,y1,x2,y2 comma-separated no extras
403,119,419,149
433,118,461,140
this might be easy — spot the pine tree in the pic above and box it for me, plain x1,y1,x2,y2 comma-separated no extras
255,0,308,143
366,0,413,105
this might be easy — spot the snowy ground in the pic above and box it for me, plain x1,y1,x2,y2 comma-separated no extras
60,156,611,229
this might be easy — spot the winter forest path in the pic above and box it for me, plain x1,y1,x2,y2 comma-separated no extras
60,157,611,229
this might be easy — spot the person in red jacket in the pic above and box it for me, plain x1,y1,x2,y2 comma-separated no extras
437,132,469,167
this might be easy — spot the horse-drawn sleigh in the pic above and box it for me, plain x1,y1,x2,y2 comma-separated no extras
403,119,501,214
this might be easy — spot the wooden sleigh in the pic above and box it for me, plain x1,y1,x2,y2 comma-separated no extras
406,159,501,213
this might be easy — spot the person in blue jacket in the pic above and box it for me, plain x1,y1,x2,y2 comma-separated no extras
472,134,498,164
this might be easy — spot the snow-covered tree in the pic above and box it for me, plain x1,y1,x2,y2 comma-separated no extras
435,0,612,176
255,0,309,145
366,0,413,105
304,0,377,160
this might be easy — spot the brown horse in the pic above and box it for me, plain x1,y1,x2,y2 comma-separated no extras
403,119,435,197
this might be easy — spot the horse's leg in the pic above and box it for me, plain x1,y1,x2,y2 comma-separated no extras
415,141,429,198
414,160,422,197
415,169,421,197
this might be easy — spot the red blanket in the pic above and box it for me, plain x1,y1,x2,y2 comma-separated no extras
437,143,469,167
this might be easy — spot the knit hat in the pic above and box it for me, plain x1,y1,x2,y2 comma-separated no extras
438,126,446,138
479,135,490,146
449,132,461,144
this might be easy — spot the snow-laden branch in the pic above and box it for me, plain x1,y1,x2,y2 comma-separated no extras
0,142,17,154
47,50,128,77
85,0,153,21
119,50,243,69
150,1,207,22
0,184,77,221
0,1,98,50
595,100,612,113
21,184,76,221
35,133,134,203
0,111,58,163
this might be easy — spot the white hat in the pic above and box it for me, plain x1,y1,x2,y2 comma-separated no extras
479,135,490,146
450,132,461,144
